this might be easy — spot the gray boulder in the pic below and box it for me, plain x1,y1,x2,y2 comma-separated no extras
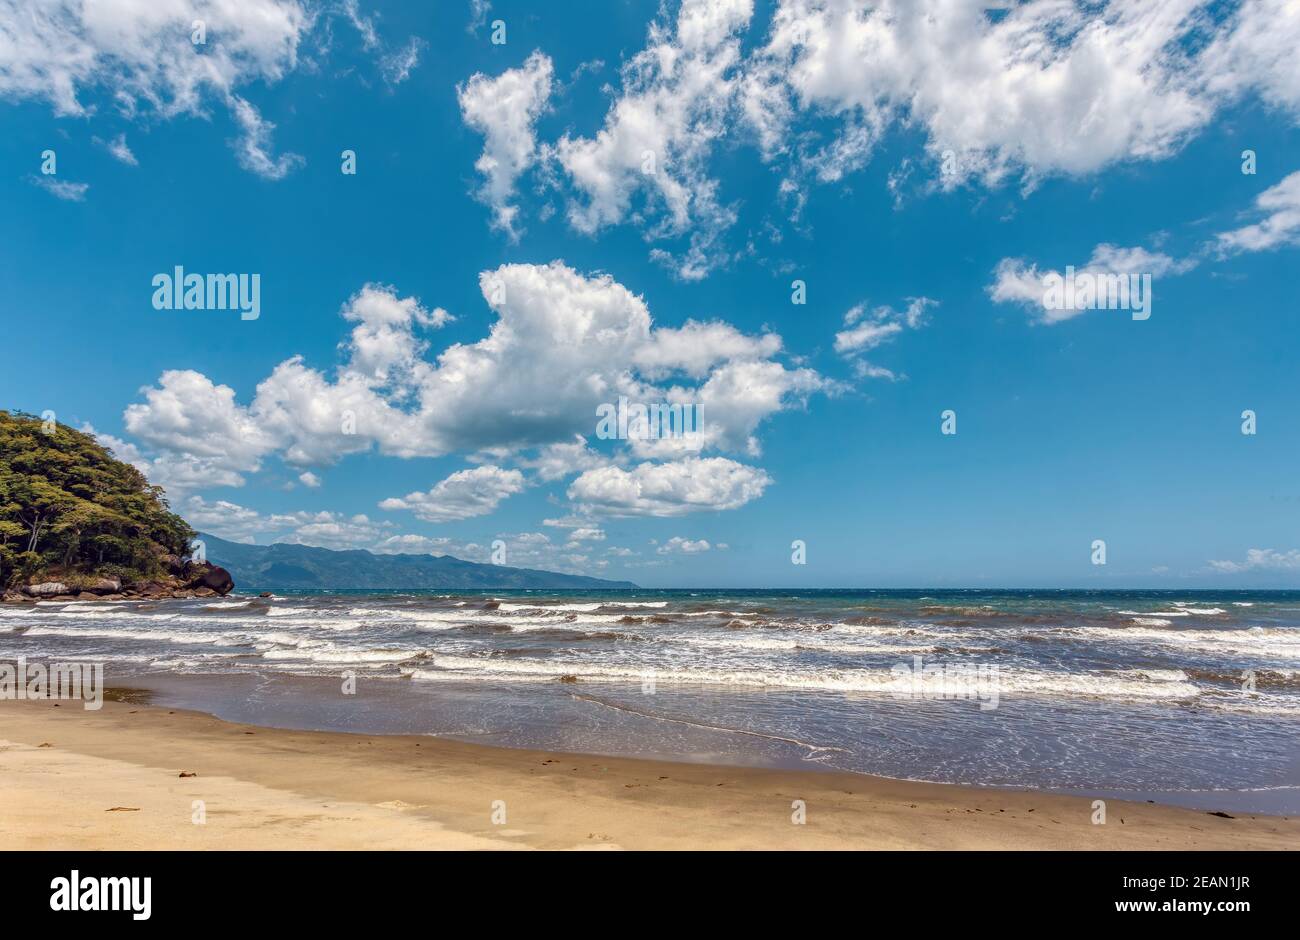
196,565,235,596
22,581,70,598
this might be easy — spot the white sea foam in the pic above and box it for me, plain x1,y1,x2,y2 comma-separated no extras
9,596,1298,721
343,607,472,627
1201,697,1300,716
498,602,603,612
833,622,945,638
1066,625,1300,658
50,608,132,618
248,632,319,649
260,646,417,664
667,633,937,655
21,624,245,646
408,655,1201,701
1118,668,1190,682
503,613,629,631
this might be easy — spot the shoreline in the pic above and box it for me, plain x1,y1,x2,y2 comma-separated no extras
87,669,1300,816
1,697,1295,850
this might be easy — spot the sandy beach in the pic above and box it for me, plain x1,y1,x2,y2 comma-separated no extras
1,696,1295,851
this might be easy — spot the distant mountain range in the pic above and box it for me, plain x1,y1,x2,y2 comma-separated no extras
197,532,637,591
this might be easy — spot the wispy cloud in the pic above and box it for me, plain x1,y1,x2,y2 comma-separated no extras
1209,548,1300,573
381,37,426,86
28,175,88,201
95,132,138,166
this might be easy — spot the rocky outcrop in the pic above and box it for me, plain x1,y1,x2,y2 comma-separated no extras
4,562,236,603
116,562,233,599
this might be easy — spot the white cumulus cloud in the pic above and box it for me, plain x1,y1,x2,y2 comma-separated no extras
567,457,771,517
380,466,526,523
990,244,1193,323
0,0,427,179
458,50,554,239
120,261,822,517
656,536,715,554
551,0,755,279
1215,170,1300,255
450,1,1300,271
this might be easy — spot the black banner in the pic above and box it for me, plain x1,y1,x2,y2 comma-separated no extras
0,850,1287,925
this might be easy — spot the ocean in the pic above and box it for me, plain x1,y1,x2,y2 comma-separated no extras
5,588,1298,813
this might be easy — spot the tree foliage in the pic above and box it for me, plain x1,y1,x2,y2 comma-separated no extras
0,411,196,588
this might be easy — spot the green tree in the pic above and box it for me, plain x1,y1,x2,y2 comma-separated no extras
0,411,196,589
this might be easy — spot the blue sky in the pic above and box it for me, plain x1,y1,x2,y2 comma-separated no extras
2,0,1299,587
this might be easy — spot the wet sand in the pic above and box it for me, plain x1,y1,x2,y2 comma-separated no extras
1,697,1295,850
